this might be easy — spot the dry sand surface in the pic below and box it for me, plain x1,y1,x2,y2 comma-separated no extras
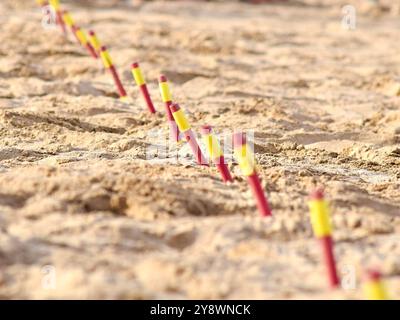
0,0,399,299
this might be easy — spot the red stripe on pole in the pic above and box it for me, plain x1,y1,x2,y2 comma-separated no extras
319,236,340,288
86,43,98,59
247,173,272,217
139,84,156,114
109,65,127,98
216,156,233,183
56,11,67,36
184,129,208,166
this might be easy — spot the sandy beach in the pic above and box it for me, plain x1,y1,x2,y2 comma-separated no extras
0,0,399,299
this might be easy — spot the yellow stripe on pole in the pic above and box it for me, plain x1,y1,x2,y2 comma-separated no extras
308,200,332,237
75,29,88,45
159,82,172,102
49,0,60,10
364,281,389,300
89,34,101,52
234,145,256,176
100,50,113,69
172,109,190,132
63,12,74,27
132,67,146,86
203,134,223,160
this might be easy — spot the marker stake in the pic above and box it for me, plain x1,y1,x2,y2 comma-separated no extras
100,46,127,100
49,0,67,36
131,62,156,114
201,125,233,183
233,132,272,217
158,75,180,143
74,27,98,59
363,270,389,300
88,30,101,56
308,189,340,288
62,11,81,44
170,103,208,166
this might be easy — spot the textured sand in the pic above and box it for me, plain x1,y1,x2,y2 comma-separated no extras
0,0,399,299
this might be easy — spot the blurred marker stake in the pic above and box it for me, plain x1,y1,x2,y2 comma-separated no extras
308,189,340,288
363,269,390,300
131,62,156,114
201,125,233,183
158,75,181,143
49,0,67,35
170,103,208,166
100,46,128,101
233,132,272,217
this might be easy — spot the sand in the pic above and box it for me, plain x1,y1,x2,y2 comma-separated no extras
0,0,399,299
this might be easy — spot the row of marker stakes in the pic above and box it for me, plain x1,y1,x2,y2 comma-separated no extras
39,0,272,217
36,0,392,300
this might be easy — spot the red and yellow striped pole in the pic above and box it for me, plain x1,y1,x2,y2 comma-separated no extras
170,103,208,166
75,27,98,59
131,62,156,114
62,10,81,44
88,30,101,56
201,125,233,183
363,269,389,300
49,0,67,35
308,189,340,289
100,46,127,101
158,75,180,143
232,132,272,217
